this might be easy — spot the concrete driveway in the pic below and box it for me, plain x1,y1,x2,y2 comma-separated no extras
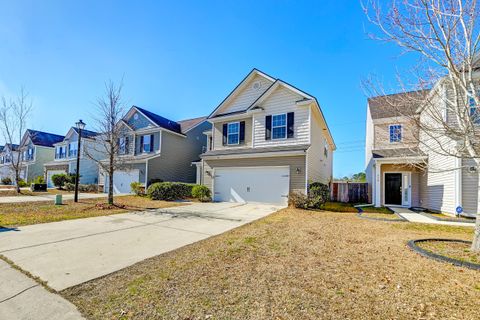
0,202,282,291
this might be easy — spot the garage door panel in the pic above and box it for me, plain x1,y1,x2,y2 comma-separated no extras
105,169,140,194
214,167,289,205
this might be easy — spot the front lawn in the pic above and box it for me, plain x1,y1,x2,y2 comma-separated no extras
0,188,71,197
63,208,480,320
0,195,183,227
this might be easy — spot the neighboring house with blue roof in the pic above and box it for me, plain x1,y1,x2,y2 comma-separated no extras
0,143,20,184
98,105,210,194
43,127,104,188
18,129,65,182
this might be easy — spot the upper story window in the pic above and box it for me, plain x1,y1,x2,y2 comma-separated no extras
227,122,239,145
141,134,154,153
55,146,66,159
0,156,3,164
469,93,480,124
5,154,11,163
389,125,402,143
118,136,129,154
324,145,329,158
272,114,287,139
68,142,78,158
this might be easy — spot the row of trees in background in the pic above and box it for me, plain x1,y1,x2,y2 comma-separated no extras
335,172,367,182
0,81,126,206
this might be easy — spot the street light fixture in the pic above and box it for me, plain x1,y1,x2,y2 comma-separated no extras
74,119,86,203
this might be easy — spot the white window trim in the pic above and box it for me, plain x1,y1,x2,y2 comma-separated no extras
271,113,287,140
142,134,152,153
389,124,403,143
469,91,480,125
227,122,240,145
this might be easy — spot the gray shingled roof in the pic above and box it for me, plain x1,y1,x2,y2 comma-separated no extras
201,144,309,158
368,90,430,120
373,148,424,159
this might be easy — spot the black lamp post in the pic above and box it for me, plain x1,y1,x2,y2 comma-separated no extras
74,119,86,203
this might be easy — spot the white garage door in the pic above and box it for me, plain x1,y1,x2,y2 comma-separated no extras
214,166,290,205
47,170,67,188
105,169,140,194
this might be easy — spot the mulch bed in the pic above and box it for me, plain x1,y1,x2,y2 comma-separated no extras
410,239,480,270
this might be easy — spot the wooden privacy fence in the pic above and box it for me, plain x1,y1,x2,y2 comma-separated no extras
330,182,369,203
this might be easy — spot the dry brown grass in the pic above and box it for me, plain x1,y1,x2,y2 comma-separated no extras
0,196,182,227
62,208,480,320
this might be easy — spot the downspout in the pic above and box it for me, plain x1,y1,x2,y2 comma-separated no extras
454,156,462,215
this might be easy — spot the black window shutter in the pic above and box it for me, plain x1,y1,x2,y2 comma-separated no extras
287,112,294,138
222,124,228,145
140,135,144,153
239,121,245,144
125,136,129,153
265,115,272,140
117,138,120,153
150,134,154,152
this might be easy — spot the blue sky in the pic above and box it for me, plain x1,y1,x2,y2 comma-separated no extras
0,0,412,178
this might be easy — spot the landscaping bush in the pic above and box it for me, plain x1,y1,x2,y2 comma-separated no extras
78,184,98,193
51,173,69,189
64,182,75,191
130,182,144,196
147,178,163,187
33,176,45,184
289,182,330,210
289,191,309,209
308,182,330,209
1,177,12,185
18,179,28,187
191,185,211,202
147,182,193,201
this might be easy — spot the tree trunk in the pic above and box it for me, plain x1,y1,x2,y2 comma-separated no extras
15,170,20,194
108,166,114,205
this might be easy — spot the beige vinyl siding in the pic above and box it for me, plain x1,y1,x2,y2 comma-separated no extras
462,158,479,215
423,152,457,214
25,146,55,182
306,109,332,184
216,74,274,115
203,155,306,194
212,118,252,150
373,118,418,150
253,86,310,148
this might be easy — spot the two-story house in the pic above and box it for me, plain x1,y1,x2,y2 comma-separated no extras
365,87,479,217
196,69,336,205
0,144,20,183
18,129,65,183
98,106,210,194
43,127,101,188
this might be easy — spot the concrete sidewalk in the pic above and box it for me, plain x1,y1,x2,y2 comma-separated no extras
389,207,474,227
0,193,107,204
0,260,83,320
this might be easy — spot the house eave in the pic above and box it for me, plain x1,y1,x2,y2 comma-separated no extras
201,150,307,160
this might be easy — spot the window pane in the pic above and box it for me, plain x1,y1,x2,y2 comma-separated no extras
228,123,239,134
228,133,239,144
389,125,402,142
272,127,286,139
272,114,286,127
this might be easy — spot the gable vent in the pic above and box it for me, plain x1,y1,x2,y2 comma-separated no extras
252,81,262,90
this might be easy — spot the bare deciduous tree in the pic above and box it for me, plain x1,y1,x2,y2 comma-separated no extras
362,0,480,251
0,88,33,193
86,80,126,205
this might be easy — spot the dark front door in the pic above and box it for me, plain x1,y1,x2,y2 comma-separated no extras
385,173,402,205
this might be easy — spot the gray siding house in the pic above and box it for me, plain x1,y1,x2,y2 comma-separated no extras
0,144,20,183
19,129,65,182
98,106,210,194
44,127,102,188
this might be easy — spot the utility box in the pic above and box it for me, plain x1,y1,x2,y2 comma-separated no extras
55,194,63,205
